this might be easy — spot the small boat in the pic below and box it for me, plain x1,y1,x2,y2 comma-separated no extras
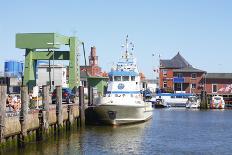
186,96,200,108
210,95,225,109
93,36,153,125
149,96,168,108
154,98,168,108
155,93,194,107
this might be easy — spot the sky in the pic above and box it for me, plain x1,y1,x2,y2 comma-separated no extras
0,0,232,78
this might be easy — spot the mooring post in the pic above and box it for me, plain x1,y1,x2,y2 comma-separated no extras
200,90,208,109
79,86,85,127
36,84,50,140
88,86,93,106
67,105,74,130
56,86,63,131
20,86,29,145
42,85,50,132
0,85,7,143
73,86,78,104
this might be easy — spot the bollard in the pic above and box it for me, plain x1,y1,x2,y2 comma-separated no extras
0,85,7,143
42,85,50,131
20,86,29,145
79,86,85,127
88,86,93,106
56,86,63,131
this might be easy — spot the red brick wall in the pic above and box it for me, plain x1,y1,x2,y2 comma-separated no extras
159,69,205,93
159,68,174,89
205,78,232,94
173,72,204,94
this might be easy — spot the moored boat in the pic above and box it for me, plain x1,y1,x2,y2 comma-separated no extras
210,95,225,109
155,93,193,107
186,96,200,108
94,36,153,125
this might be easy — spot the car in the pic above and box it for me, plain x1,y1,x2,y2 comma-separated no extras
143,89,152,99
52,88,75,104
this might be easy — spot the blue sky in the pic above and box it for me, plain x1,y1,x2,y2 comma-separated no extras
0,0,232,78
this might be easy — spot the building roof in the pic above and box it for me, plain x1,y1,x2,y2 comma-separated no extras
160,52,192,68
206,73,232,79
173,67,206,73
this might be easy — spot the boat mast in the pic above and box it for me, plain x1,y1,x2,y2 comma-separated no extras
125,35,129,60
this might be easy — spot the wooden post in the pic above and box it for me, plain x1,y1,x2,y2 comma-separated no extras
20,86,29,144
0,85,7,143
42,85,49,131
67,105,74,130
79,86,85,126
200,90,208,109
73,86,78,104
88,86,93,106
56,86,63,130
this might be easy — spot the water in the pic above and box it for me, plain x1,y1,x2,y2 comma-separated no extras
4,109,232,155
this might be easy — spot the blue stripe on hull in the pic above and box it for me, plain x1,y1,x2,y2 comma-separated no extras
107,91,141,94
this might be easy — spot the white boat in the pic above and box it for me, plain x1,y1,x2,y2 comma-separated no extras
210,95,225,109
186,96,200,108
94,36,153,125
155,93,193,107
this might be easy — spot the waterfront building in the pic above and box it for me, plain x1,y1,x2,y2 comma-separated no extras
205,73,232,95
37,64,67,88
159,52,206,94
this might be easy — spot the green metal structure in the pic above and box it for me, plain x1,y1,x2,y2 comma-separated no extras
87,76,108,96
16,33,80,91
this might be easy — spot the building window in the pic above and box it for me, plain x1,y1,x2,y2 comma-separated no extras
176,83,181,90
177,73,183,77
191,83,196,89
212,84,217,93
191,73,196,79
163,69,167,77
163,81,167,88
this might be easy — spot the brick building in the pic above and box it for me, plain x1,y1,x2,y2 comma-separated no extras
80,46,103,76
159,52,206,94
205,73,232,95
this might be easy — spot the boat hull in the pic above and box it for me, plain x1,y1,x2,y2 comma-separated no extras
94,100,153,125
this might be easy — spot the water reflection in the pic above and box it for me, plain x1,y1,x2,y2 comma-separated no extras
4,109,232,155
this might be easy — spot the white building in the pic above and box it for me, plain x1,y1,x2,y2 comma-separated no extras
37,64,67,88
145,79,158,93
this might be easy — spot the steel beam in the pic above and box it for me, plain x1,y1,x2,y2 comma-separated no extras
32,51,70,60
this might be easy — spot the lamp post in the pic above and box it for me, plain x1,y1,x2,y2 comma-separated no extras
47,42,60,92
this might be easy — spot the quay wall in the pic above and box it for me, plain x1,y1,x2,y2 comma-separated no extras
0,85,86,150
3,105,79,139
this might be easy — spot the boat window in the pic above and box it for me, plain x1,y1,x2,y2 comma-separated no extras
131,76,135,81
109,76,113,81
189,97,197,102
122,76,129,81
114,76,121,81
214,97,221,100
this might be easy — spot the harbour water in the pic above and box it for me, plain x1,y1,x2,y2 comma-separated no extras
4,109,232,155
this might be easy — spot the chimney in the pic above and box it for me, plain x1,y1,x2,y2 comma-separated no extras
89,46,98,66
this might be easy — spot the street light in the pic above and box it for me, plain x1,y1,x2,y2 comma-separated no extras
47,42,60,91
